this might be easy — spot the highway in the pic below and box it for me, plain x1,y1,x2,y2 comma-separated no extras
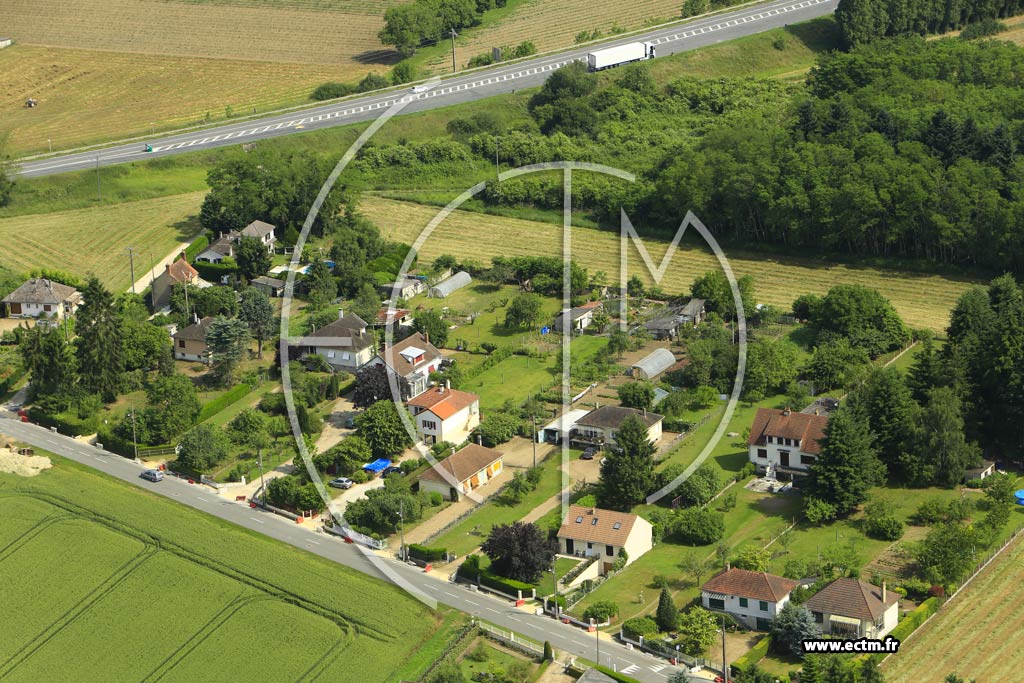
0,417,707,683
16,0,837,178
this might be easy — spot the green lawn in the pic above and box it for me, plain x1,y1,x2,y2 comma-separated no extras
431,453,568,558
535,557,583,597
0,451,450,682
458,638,538,680
462,355,559,412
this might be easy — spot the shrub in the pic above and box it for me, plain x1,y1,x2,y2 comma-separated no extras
466,641,489,662
622,616,659,640
582,601,619,623
311,81,355,100
408,544,447,562
673,507,725,545
804,498,837,526
543,641,553,661
865,513,904,541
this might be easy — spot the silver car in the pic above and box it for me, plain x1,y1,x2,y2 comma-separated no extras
140,469,164,482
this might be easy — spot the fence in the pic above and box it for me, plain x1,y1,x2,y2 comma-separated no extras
138,444,177,458
324,523,387,550
478,621,545,659
416,621,477,683
617,632,717,670
656,412,712,461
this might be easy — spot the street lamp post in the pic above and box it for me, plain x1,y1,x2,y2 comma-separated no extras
397,499,407,562
722,613,729,683
531,415,537,469
551,563,560,619
130,409,139,461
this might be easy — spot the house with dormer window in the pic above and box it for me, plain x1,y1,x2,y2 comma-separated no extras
368,332,443,399
556,505,653,575
747,407,829,481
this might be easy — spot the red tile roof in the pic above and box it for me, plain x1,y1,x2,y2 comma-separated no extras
700,568,799,602
557,505,643,547
407,386,479,420
802,578,898,621
166,258,199,283
747,408,829,455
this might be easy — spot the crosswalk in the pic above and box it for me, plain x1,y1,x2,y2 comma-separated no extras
619,663,667,675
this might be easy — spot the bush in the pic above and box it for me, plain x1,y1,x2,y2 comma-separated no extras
731,635,770,673
582,601,619,623
883,597,939,649
621,616,659,640
673,507,725,545
197,383,251,422
408,544,447,562
865,513,904,541
27,407,98,437
193,259,238,282
312,81,355,100
804,498,837,526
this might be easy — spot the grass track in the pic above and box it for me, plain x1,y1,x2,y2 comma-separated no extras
0,192,202,290
366,197,975,332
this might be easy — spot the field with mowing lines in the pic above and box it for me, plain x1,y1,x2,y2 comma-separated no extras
365,197,975,332
0,452,446,683
882,533,1024,683
0,46,364,154
0,192,202,292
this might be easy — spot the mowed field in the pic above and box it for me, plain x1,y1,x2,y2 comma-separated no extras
365,197,976,332
0,454,445,683
1,0,400,153
0,192,203,292
881,533,1024,683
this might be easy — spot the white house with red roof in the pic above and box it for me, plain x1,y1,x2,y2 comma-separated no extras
747,406,829,480
407,383,480,445
700,567,800,631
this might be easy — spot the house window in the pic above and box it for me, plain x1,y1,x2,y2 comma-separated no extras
576,516,584,523
757,449,767,459
178,340,185,348
739,597,748,608
800,454,816,466
327,351,335,358
586,542,592,549
813,611,824,624
43,304,52,312
591,518,598,525
759,601,768,612
605,545,614,556
613,522,621,530
422,420,437,430
708,598,725,610
766,436,772,444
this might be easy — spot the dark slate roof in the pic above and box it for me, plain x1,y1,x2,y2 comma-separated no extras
251,276,285,289
576,405,663,429
2,278,80,305
303,313,374,351
172,316,215,342
240,220,275,239
678,298,706,317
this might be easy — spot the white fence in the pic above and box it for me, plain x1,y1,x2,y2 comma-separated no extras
478,621,545,659
325,523,387,550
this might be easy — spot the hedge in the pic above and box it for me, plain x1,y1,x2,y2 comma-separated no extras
27,407,98,437
193,260,238,282
888,597,939,643
96,428,135,458
198,383,252,422
731,635,770,673
458,563,535,596
408,544,447,562
594,665,643,683
183,235,210,262
621,616,659,640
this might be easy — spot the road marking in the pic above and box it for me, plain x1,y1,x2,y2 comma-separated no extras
621,665,639,674
249,517,265,524
650,664,666,672
197,496,209,502
307,539,321,545
465,600,480,607
508,616,521,623
423,584,438,591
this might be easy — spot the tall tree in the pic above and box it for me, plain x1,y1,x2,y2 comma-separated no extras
19,325,77,398
805,408,885,515
356,399,413,457
238,287,275,358
413,308,449,348
353,364,409,407
235,236,272,279
176,424,230,472
598,416,656,511
618,381,655,410
205,316,250,385
481,522,557,584
655,587,679,632
144,373,200,444
75,276,124,402
504,293,543,329
351,281,381,324
849,366,918,476
905,387,981,487
771,603,819,656
906,334,942,402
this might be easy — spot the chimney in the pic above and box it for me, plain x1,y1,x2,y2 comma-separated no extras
165,264,172,273
726,561,731,571
477,435,482,446
882,581,887,602
424,331,429,345
643,408,647,418
438,383,445,395
783,406,791,416
338,309,344,319
445,379,451,391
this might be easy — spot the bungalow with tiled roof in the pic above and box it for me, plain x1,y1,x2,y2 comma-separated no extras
151,257,208,308
747,406,829,481
570,405,663,450
803,578,899,639
172,316,215,362
556,505,653,575
407,382,480,446
700,567,800,630
2,278,81,320
418,443,503,502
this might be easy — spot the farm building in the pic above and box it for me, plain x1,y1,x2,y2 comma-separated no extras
0,38,12,50
1,278,81,320
172,316,215,362
631,347,676,379
537,408,591,444
747,407,828,481
418,444,503,501
643,299,705,339
250,276,285,297
429,271,472,298
700,567,800,631
802,578,899,639
556,505,653,574
964,460,996,482
380,275,426,300
571,406,663,450
553,301,603,334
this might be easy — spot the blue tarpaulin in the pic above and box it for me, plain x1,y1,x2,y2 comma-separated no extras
363,458,392,474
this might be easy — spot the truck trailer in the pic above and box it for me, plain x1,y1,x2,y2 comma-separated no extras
586,41,656,71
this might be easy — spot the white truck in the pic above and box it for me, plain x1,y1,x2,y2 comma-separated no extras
586,41,656,71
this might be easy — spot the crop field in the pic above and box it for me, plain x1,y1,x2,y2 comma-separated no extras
882,533,1024,683
1,0,398,152
367,197,975,332
0,192,202,292
0,46,358,154
0,453,445,683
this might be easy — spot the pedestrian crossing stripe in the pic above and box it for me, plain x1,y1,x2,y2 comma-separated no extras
621,665,639,674
650,665,666,672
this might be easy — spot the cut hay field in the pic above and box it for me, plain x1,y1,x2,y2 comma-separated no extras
365,197,975,332
1,0,398,153
881,532,1024,683
0,192,203,292
0,453,446,683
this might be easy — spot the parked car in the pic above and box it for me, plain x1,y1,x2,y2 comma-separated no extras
140,469,164,482
382,465,405,477
580,447,598,460
329,477,354,489
344,415,356,429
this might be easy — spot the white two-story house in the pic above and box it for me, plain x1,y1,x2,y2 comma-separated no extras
747,407,829,481
369,332,443,399
700,567,800,631
407,383,480,446
556,505,653,575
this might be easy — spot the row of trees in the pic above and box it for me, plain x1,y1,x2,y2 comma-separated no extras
378,0,509,56
835,0,1024,47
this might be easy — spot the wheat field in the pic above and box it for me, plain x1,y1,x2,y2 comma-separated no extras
363,196,975,332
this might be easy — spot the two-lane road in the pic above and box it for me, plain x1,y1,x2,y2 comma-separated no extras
0,417,705,682
16,0,836,178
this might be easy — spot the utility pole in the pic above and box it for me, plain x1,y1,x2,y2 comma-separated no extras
48,138,52,153
594,619,600,665
551,563,560,619
148,250,156,289
722,613,729,683
256,451,266,508
126,246,137,295
448,28,458,73
95,153,101,202
397,499,407,561
531,415,537,468
130,409,139,461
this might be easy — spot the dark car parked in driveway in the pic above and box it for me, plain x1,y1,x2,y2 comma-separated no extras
580,447,599,460
382,465,405,477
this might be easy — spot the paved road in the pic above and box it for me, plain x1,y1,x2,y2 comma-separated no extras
16,0,836,178
0,417,705,682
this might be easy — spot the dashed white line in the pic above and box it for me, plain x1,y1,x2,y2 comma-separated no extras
249,517,265,524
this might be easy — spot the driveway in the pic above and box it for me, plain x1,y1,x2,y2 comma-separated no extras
316,396,358,453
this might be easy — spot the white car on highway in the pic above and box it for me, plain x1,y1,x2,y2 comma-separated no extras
409,84,432,94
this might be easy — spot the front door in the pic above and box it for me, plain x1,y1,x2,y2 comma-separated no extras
565,539,574,555
779,451,790,467
9,303,20,316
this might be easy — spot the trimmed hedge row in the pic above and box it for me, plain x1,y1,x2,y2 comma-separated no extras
731,634,770,673
594,665,643,683
888,597,939,643
408,544,446,562
193,260,237,282
27,407,98,437
458,562,534,596
183,235,210,262
198,383,252,422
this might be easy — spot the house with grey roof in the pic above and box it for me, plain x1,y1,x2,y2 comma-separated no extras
296,312,376,372
238,220,276,253
570,405,663,450
250,275,286,297
172,316,215,362
2,278,81,320
553,301,603,334
643,298,706,339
